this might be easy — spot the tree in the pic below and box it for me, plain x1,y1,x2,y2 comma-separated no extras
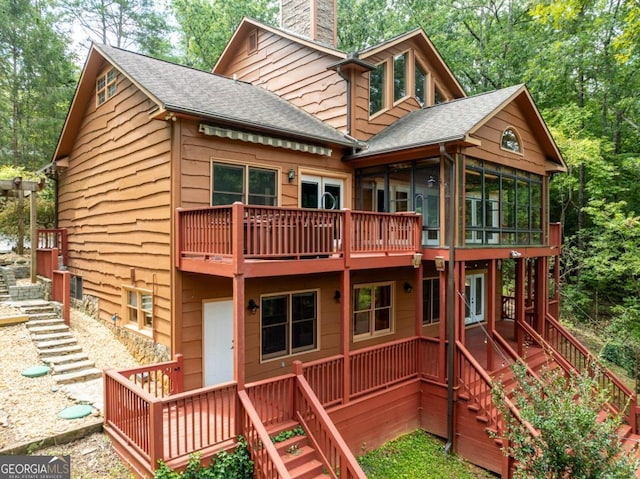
0,0,77,170
60,0,174,58
171,0,277,70
493,361,639,479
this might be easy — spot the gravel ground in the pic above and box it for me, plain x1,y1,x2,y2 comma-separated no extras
0,303,140,478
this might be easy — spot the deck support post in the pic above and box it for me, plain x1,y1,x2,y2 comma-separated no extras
233,274,246,390
515,259,526,356
486,259,497,371
414,262,424,337
535,257,548,336
340,269,351,404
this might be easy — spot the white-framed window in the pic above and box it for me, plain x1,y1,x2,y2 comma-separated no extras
261,290,317,360
123,287,153,331
423,278,440,325
353,282,394,340
211,161,278,206
97,67,117,106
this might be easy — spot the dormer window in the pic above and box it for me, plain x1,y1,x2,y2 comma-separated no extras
501,127,522,153
415,63,427,107
393,53,407,102
97,67,117,106
369,62,386,116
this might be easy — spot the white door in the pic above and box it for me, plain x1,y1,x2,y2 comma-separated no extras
301,175,344,210
464,274,485,325
203,300,234,386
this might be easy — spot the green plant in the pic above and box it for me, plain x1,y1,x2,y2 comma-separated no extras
154,436,253,479
271,425,305,443
492,361,640,479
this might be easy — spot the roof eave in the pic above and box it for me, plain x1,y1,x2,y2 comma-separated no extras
345,134,469,161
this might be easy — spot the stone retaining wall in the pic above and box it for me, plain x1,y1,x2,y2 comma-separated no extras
73,295,170,365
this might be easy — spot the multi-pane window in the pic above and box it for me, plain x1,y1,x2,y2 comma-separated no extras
97,67,117,106
465,158,544,246
261,291,317,359
423,278,440,324
124,287,153,330
393,53,407,102
70,275,83,301
353,282,393,339
211,162,277,206
415,62,427,107
369,62,386,116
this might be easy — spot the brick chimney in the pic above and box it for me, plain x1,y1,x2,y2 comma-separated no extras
280,0,337,47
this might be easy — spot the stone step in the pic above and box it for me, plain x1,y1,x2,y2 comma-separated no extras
54,368,103,384
28,324,69,334
52,360,96,375
36,337,78,350
32,331,73,341
25,312,58,321
26,318,65,328
38,344,83,357
42,352,89,365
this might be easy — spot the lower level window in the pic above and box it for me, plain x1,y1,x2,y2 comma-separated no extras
353,282,394,339
124,287,153,331
423,278,440,324
70,275,83,300
261,291,317,360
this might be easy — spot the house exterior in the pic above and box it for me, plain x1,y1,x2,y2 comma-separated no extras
44,1,640,478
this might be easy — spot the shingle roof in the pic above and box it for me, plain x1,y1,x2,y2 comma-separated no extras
95,43,354,147
352,84,524,158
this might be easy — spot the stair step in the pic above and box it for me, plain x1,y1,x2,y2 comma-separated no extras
38,344,82,356
476,415,489,424
26,312,58,320
54,368,102,384
28,324,69,334
26,318,65,327
275,435,308,455
52,360,96,374
467,403,480,412
267,420,300,439
36,338,78,350
32,331,73,341
42,352,90,365
289,458,324,479
281,444,316,471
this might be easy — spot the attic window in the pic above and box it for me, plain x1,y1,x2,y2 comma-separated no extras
369,62,386,116
501,127,522,153
97,67,117,106
247,30,258,54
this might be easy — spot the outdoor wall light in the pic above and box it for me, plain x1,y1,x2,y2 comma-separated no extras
248,299,259,314
333,290,341,303
510,250,522,259
403,282,413,293
288,168,296,183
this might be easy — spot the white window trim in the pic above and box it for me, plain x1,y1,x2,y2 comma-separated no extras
96,67,117,107
353,281,395,342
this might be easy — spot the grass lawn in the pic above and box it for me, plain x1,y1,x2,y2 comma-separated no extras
357,430,497,479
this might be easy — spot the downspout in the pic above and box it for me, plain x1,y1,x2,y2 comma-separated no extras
336,65,352,138
440,143,457,454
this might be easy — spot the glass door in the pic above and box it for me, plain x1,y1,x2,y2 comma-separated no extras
301,175,343,210
464,273,485,325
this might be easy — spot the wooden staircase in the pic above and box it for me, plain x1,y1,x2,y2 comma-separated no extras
267,422,327,479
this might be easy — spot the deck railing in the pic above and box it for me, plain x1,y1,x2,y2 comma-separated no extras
36,228,68,264
302,355,344,407
176,204,421,266
245,375,296,427
542,314,638,429
104,355,238,470
293,363,367,479
349,337,421,399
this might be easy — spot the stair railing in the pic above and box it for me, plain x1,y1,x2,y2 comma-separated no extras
541,314,638,432
293,361,367,479
237,390,291,479
456,341,538,439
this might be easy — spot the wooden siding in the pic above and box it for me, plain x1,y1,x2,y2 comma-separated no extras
57,69,173,346
214,28,348,131
178,120,352,209
464,100,550,176
179,268,420,390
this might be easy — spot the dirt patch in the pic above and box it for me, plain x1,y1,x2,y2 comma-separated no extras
0,306,140,478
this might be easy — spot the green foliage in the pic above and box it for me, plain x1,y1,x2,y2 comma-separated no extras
492,361,639,479
171,0,278,70
154,436,253,479
358,429,493,478
270,425,305,443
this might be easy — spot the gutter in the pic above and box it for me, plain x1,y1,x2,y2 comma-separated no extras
440,143,457,455
336,65,351,137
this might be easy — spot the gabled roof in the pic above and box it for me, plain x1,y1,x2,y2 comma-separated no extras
350,84,566,170
53,43,354,161
356,28,466,99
